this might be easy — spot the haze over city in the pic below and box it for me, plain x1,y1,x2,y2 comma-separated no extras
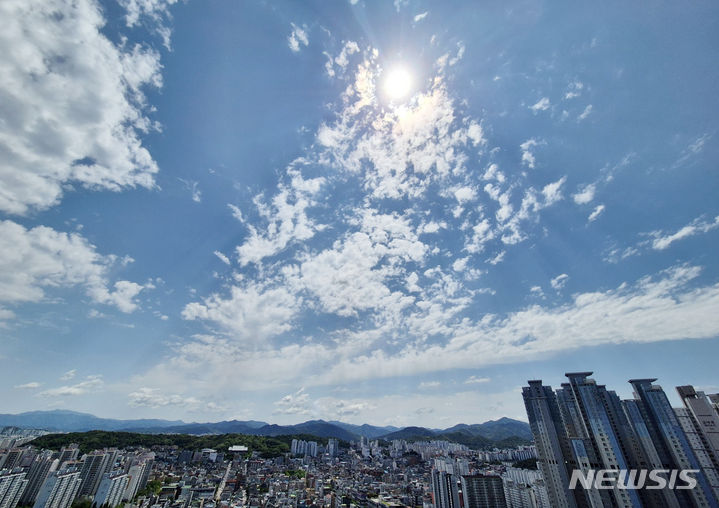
1,0,718,427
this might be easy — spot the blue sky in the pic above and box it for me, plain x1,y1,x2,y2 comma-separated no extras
1,0,718,427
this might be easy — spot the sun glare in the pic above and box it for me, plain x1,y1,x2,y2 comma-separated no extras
383,67,413,101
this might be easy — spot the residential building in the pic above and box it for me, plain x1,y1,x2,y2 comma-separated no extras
0,470,28,508
33,471,82,508
93,473,128,508
461,474,506,508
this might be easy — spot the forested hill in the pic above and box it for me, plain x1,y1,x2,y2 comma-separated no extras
29,431,331,457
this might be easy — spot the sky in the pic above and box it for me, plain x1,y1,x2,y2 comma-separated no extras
1,0,718,428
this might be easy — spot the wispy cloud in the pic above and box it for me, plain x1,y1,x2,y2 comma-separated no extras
39,375,104,397
577,104,593,121
588,204,605,222
129,387,200,408
650,215,719,250
14,382,42,390
179,178,202,203
550,273,569,291
529,97,550,113
287,23,309,53
213,251,231,265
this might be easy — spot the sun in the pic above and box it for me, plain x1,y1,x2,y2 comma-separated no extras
383,67,413,101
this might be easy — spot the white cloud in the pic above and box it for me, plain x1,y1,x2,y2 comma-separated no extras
128,387,201,408
464,376,490,384
530,285,544,296
117,0,178,48
324,41,360,78
130,46,714,406
449,42,466,67
39,375,104,397
287,23,309,53
413,12,428,22
419,381,441,389
466,122,486,146
182,281,299,342
529,97,550,113
179,179,202,203
228,204,245,222
0,0,162,215
60,369,77,381
550,273,569,291
313,265,719,387
588,204,605,222
486,251,505,265
452,257,469,272
542,177,566,205
577,104,593,121
520,139,541,168
235,171,325,266
119,0,177,25
573,183,596,204
274,388,311,415
129,264,719,404
650,215,719,250
564,81,583,100
453,186,476,204
213,251,231,265
0,221,149,313
14,382,41,389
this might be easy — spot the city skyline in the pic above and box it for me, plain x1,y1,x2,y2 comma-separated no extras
1,0,718,427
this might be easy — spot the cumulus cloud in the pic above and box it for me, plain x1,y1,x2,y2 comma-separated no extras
128,263,719,401
181,281,299,342
573,183,596,204
60,369,77,381
413,12,428,22
172,48,574,385
312,265,719,386
520,139,541,168
131,44,710,405
464,376,490,384
0,0,162,215
0,221,149,313
235,170,326,266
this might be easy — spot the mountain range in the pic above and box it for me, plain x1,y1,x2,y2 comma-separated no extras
0,410,531,445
